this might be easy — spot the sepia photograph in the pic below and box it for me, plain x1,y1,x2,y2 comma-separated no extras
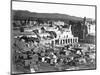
11,0,96,74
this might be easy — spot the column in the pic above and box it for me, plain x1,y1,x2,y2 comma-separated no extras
71,38,72,44
72,38,74,43
77,37,78,42
72,38,73,43
67,39,69,44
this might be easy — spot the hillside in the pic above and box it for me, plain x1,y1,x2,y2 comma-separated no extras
12,10,92,22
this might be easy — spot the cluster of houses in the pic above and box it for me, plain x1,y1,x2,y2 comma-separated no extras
13,16,96,47
13,19,80,47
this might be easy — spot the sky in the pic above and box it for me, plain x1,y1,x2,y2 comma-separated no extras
12,1,95,19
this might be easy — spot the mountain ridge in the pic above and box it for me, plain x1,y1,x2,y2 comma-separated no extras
12,10,93,22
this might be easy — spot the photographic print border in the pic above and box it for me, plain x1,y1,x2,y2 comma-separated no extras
10,0,97,74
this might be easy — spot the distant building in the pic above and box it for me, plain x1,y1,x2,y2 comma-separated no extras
51,25,78,46
41,25,78,46
53,20,65,26
86,22,95,36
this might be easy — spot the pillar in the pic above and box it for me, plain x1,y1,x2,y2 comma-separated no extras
72,38,73,43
